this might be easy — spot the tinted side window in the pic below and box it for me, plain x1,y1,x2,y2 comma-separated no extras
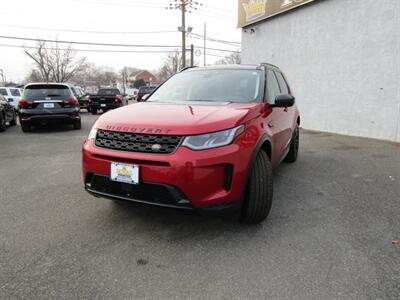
274,71,289,95
0,88,7,96
10,89,21,96
266,70,281,104
71,87,78,97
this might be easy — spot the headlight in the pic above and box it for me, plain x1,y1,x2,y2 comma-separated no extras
88,127,98,140
182,125,244,150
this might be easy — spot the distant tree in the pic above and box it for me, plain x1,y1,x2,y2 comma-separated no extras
156,50,191,82
24,69,43,83
133,79,146,89
215,52,241,65
73,63,118,87
24,40,87,82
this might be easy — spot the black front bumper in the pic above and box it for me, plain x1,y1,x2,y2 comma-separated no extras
85,174,193,210
85,174,242,215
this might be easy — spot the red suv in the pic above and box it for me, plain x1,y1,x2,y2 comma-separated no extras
82,64,300,223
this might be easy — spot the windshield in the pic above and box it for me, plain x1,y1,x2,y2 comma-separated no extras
98,89,120,95
149,69,263,103
23,85,72,100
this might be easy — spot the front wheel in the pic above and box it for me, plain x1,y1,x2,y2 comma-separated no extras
73,119,82,130
240,150,273,224
21,122,31,132
10,110,17,126
0,113,6,132
285,125,299,163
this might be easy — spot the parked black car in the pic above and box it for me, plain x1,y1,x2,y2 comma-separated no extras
87,88,123,115
136,86,157,102
18,83,81,132
71,86,89,110
0,94,17,131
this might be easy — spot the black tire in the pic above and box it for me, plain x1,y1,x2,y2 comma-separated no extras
73,119,82,130
0,113,6,132
10,110,17,126
285,125,299,163
21,122,31,132
240,150,273,224
91,108,97,115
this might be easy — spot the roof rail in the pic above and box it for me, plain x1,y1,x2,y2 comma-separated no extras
257,63,279,69
179,66,198,72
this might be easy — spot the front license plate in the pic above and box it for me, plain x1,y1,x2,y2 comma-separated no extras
110,162,139,185
101,104,106,107
44,103,54,108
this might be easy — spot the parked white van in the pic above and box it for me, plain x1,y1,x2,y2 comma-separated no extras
0,87,22,109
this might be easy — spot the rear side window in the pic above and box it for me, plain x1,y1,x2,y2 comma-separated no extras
274,71,289,95
23,85,73,100
266,70,281,104
71,87,78,97
0,88,7,96
10,88,21,96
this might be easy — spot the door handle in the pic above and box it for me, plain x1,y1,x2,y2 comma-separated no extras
284,107,288,112
268,122,274,128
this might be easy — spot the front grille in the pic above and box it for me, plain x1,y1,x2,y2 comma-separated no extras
95,130,183,154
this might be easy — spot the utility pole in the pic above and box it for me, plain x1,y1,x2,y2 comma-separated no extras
166,1,202,69
181,0,186,68
203,23,207,66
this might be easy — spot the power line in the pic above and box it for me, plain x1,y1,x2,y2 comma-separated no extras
0,36,239,53
189,33,241,46
0,35,181,48
0,43,177,53
0,24,177,35
0,43,228,58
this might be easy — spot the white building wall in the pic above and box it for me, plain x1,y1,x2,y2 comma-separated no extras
242,0,400,142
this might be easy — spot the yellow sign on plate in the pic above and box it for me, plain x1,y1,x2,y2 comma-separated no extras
110,162,139,185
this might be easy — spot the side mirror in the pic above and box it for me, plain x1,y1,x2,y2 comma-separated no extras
271,94,295,108
141,94,150,101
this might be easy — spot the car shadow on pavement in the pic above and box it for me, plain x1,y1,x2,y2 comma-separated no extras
94,164,297,244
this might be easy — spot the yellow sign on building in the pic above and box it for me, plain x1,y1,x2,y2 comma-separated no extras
238,0,316,27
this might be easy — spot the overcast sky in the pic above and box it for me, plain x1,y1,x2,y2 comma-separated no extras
0,0,241,82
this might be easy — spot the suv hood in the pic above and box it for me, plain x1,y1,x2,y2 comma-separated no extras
95,102,263,135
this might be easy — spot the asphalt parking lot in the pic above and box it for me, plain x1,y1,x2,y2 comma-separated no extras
0,113,399,299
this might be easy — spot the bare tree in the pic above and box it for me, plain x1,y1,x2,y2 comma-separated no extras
24,40,87,83
156,51,191,82
71,63,119,87
24,69,43,83
215,52,241,65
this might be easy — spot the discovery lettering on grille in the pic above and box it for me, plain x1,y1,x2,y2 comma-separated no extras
95,130,183,154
